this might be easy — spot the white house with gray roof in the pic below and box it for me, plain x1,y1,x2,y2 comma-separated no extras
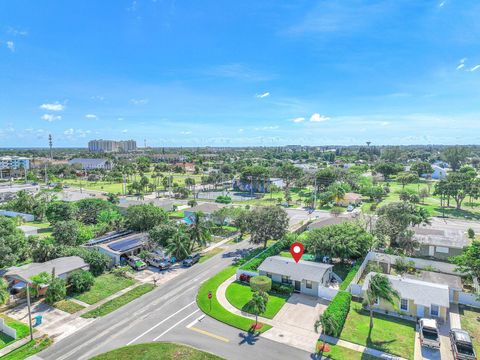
413,227,470,260
258,256,333,297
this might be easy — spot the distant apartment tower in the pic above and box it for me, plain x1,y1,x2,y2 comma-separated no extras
88,139,137,152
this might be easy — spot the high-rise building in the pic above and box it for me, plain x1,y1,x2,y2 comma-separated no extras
0,156,30,170
88,139,137,152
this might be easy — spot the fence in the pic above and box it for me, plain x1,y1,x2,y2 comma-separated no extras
0,318,16,339
0,210,35,222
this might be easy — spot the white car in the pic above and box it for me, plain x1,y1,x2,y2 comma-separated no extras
419,318,440,349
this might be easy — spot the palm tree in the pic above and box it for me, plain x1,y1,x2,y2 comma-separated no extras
364,274,400,329
166,230,191,260
188,211,212,251
0,279,9,305
314,314,337,352
248,291,268,328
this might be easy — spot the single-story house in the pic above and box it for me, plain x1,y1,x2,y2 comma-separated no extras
429,165,447,180
68,158,113,170
336,192,362,207
173,162,196,172
258,256,333,297
413,227,470,260
184,202,226,220
362,272,449,322
84,231,148,266
4,256,89,295
232,177,285,193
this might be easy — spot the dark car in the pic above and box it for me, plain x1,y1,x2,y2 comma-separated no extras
450,328,477,360
183,253,200,267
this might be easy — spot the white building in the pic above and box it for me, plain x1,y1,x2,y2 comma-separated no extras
69,158,113,170
0,156,30,170
88,139,137,152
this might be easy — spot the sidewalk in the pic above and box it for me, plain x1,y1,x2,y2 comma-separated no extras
216,274,406,358
0,331,45,358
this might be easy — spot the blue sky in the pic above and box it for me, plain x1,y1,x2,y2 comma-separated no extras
1,0,480,147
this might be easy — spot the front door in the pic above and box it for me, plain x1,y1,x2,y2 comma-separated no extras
417,305,424,318
294,281,301,292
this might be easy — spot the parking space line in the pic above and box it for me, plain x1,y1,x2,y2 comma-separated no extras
153,309,200,341
189,327,230,343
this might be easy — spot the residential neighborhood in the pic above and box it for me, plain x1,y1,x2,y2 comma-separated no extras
2,1,480,360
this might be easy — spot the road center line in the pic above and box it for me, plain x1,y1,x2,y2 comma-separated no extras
152,309,200,341
189,326,230,343
126,301,196,345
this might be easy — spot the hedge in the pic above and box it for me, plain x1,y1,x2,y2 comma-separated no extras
250,276,272,292
240,240,286,272
322,291,352,337
339,263,360,291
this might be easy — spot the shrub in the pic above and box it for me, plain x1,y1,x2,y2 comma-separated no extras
215,195,232,204
250,276,272,292
239,273,252,283
271,282,294,295
339,263,360,291
322,291,352,337
68,270,95,293
45,277,66,304
468,228,475,239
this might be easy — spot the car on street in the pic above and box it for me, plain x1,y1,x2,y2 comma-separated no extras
127,256,147,271
419,318,440,349
450,328,477,360
183,253,200,267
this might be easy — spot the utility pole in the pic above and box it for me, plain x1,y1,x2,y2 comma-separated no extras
26,284,34,341
49,134,53,160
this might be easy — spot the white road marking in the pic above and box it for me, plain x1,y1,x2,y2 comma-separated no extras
153,309,200,341
126,301,196,345
186,314,206,329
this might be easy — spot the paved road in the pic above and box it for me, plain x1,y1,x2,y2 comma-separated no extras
36,241,312,360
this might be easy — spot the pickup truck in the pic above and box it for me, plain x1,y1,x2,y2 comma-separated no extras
450,328,477,360
419,318,440,349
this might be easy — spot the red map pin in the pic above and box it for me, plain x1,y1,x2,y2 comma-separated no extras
289,242,305,263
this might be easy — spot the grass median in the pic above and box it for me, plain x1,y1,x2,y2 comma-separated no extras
82,284,154,318
197,266,272,333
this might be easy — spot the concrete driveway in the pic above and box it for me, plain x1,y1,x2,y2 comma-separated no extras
414,321,453,360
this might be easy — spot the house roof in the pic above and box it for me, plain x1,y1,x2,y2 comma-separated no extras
413,227,469,249
185,202,226,214
308,216,351,229
258,256,333,283
68,158,109,166
4,256,89,282
405,270,463,290
362,272,450,308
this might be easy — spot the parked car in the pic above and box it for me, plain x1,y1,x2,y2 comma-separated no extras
146,255,172,270
127,256,147,271
347,205,354,212
183,253,200,267
419,318,440,349
450,328,477,360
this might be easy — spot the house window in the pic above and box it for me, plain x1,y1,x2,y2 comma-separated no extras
281,275,291,285
435,246,449,254
430,304,440,317
400,298,409,312
266,273,272,279
306,280,312,289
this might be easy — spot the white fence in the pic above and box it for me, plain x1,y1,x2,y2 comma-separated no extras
0,210,34,222
350,283,363,297
0,318,16,339
318,286,339,300
458,292,480,308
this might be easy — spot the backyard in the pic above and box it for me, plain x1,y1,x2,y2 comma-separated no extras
225,281,289,319
459,305,480,353
340,301,416,359
73,273,136,305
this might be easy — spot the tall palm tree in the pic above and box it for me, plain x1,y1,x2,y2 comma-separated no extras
166,230,191,260
188,211,212,251
364,274,400,329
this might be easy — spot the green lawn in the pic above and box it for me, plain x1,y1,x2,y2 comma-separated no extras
54,299,85,314
459,305,480,353
335,263,360,291
82,284,154,318
279,251,315,261
196,266,272,333
340,302,416,360
2,336,52,360
225,281,288,319
0,315,30,350
74,273,136,305
91,342,223,360
316,342,377,360
168,210,185,218
199,247,225,264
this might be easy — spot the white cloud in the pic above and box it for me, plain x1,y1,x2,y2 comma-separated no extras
469,65,480,72
309,113,330,122
238,128,244,133
64,128,74,135
256,92,270,98
85,114,97,119
439,1,446,7
180,131,192,135
130,98,149,105
6,41,14,52
255,126,279,130
380,121,390,126
118,117,124,121
40,102,65,111
41,114,61,122
457,63,465,70
7,27,28,36
121,129,128,133
292,117,305,123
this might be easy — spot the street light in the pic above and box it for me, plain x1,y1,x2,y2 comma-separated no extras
25,282,34,341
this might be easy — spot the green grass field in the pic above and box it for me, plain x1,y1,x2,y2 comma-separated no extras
54,299,85,314
316,341,377,360
2,336,52,360
196,266,272,333
82,284,154,318
91,342,223,360
0,315,30,350
340,301,416,359
73,273,135,305
225,281,289,319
